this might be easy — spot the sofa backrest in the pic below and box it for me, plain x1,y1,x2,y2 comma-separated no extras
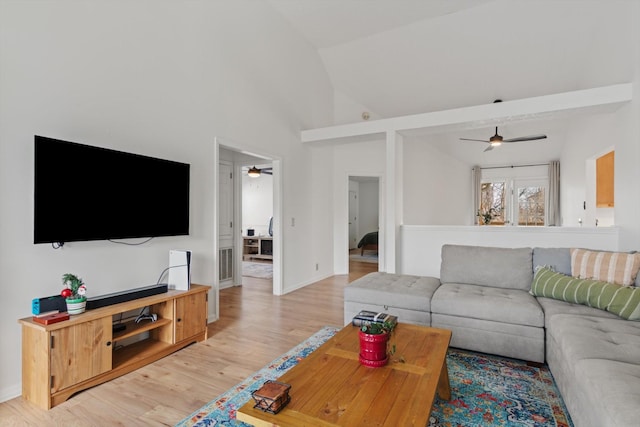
440,244,533,291
533,247,640,287
533,247,572,276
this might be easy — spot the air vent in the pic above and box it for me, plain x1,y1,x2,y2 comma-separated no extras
219,248,233,281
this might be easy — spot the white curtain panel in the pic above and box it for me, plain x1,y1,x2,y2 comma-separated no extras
548,160,560,226
472,165,482,225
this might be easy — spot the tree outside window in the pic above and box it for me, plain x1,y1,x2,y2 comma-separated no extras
480,180,546,226
517,186,545,226
480,182,505,224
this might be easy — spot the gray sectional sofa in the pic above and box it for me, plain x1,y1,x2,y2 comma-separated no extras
344,244,640,427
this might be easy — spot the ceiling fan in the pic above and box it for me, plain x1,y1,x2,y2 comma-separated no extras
246,166,273,177
460,126,547,152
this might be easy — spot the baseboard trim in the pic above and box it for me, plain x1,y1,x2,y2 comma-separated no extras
284,273,334,294
0,384,21,404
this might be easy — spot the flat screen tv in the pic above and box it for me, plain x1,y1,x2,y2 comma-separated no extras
34,135,190,244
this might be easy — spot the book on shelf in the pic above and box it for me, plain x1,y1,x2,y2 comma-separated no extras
352,310,397,327
34,309,60,318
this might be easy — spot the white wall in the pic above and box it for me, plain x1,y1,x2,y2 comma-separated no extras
403,137,471,225
0,0,333,402
560,106,639,242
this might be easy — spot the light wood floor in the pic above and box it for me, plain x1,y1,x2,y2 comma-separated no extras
0,260,377,426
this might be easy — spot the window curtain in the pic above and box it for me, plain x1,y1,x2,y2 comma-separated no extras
548,160,560,226
472,165,482,225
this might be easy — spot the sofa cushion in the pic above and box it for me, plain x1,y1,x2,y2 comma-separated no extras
431,283,544,327
547,314,640,367
536,296,619,328
440,244,533,291
571,359,640,427
432,313,545,362
546,315,640,427
531,267,640,320
344,272,440,312
571,248,640,286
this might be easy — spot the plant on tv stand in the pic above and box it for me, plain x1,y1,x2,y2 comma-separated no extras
61,273,87,301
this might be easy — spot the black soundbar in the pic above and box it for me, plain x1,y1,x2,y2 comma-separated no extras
86,284,168,310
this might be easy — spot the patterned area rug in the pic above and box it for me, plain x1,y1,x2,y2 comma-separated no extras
429,350,573,427
175,326,573,427
242,261,273,279
175,327,338,427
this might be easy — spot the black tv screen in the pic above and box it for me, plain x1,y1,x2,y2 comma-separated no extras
34,135,190,244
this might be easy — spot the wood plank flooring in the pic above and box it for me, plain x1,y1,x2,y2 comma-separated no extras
0,260,377,426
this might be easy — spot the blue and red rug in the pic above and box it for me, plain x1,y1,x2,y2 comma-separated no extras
175,326,573,427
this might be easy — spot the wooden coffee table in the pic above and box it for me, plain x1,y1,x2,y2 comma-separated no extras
237,323,452,427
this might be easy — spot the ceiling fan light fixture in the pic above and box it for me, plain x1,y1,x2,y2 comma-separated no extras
248,166,261,178
489,133,503,146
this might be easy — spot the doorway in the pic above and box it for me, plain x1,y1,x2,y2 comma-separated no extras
348,176,381,271
241,162,274,285
213,138,282,296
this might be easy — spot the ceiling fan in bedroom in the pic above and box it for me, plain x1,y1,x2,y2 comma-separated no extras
460,126,547,152
246,166,272,177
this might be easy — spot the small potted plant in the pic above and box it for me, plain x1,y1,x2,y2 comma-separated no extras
477,208,496,225
61,273,88,315
358,320,396,367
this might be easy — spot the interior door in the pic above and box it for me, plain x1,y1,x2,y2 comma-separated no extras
219,162,233,241
218,161,234,283
349,190,358,249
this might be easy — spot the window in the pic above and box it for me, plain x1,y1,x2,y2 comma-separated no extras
480,172,548,226
516,184,545,226
480,182,505,225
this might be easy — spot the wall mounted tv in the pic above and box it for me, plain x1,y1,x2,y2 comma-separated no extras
34,135,190,244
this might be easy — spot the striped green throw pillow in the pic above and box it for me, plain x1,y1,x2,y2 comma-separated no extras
531,267,640,320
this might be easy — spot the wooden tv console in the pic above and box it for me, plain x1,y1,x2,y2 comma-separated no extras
19,284,211,410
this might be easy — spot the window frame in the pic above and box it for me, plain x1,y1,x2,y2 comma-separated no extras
480,166,549,227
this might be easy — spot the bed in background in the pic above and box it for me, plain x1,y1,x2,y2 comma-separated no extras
357,231,378,255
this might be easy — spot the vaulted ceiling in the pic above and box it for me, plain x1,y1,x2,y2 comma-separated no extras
268,0,635,165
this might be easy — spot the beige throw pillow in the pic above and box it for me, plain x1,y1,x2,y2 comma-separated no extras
571,248,640,286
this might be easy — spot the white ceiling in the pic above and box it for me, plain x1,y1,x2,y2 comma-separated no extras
269,0,635,165
268,0,491,49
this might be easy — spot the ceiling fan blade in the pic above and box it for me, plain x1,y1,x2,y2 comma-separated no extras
483,145,494,152
460,138,489,143
503,134,547,143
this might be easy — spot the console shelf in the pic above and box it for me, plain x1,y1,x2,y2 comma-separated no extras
243,236,273,261
112,338,174,369
113,317,172,342
19,284,210,410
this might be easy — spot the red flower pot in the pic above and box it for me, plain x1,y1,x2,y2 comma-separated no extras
358,330,389,367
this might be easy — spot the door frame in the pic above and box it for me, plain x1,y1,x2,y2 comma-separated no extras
213,137,283,296
346,174,383,273
348,188,359,250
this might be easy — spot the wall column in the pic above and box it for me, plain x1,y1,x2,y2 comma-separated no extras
385,131,403,273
